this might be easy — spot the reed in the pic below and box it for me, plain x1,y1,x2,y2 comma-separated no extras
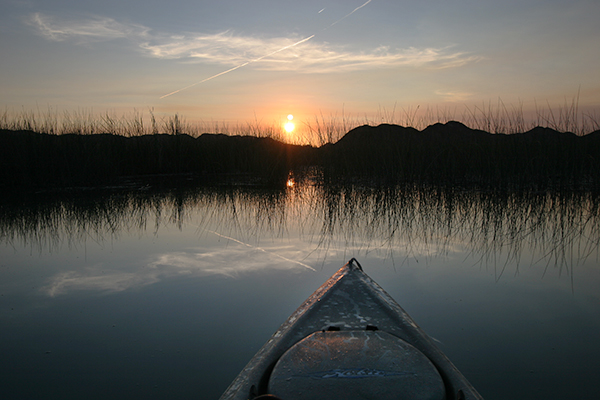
2,96,599,191
1,120,599,190
3,96,600,144
2,183,597,280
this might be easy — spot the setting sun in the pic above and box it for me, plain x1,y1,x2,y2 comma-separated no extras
284,114,295,133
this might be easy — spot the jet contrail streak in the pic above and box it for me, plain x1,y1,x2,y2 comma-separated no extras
329,0,372,27
159,0,373,99
160,34,315,99
209,230,317,272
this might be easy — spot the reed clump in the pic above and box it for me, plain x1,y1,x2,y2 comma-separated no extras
3,97,600,143
1,99,599,191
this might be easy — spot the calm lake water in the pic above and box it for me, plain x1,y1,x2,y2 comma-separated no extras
1,178,599,399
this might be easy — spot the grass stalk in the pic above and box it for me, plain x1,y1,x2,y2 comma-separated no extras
2,95,599,146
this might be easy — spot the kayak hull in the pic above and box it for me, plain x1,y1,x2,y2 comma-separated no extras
219,259,483,400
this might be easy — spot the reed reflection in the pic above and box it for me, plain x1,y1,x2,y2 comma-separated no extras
1,181,598,285
314,186,600,281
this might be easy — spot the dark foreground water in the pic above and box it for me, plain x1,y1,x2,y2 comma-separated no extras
1,180,599,399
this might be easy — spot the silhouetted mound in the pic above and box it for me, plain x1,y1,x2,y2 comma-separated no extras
323,122,600,188
1,122,599,191
0,130,316,189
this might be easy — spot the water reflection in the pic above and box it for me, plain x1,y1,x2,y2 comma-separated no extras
1,181,598,289
315,186,600,279
2,181,600,400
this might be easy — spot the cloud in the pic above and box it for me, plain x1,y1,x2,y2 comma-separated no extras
143,34,481,73
26,12,480,72
26,12,149,42
434,90,475,102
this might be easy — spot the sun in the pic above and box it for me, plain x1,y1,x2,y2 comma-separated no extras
284,121,295,133
284,114,295,133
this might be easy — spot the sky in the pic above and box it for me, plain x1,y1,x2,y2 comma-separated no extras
1,0,599,134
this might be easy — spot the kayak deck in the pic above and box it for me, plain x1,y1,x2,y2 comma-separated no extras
219,259,483,400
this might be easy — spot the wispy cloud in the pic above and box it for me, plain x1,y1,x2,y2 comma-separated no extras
434,90,475,102
145,34,480,73
26,12,149,42
26,12,480,72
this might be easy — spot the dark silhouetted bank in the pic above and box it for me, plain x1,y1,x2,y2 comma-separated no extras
1,121,599,191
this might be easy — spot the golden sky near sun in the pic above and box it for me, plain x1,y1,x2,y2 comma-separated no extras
1,1,599,133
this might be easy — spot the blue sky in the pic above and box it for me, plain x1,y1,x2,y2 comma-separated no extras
1,0,599,131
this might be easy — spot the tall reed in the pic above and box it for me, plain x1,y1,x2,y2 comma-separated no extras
3,96,599,146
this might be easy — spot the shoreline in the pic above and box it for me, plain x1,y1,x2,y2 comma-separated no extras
2,121,599,192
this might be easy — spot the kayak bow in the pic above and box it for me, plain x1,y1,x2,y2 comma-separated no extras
220,258,483,400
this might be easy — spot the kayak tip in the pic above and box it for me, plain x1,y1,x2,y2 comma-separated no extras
347,258,363,271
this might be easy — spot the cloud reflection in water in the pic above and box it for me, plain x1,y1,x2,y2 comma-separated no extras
42,235,319,296
2,181,598,296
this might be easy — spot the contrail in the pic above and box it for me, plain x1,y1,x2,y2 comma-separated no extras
208,230,317,272
160,0,373,99
160,34,314,99
329,0,372,27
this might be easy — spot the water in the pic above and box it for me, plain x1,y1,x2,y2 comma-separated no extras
1,180,599,399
